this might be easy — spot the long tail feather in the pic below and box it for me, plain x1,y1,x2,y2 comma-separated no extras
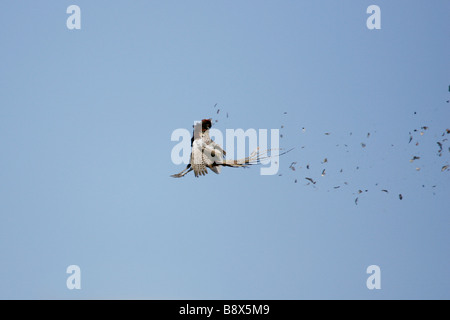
220,147,294,167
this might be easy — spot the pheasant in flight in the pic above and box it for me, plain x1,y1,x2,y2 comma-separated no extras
171,119,279,178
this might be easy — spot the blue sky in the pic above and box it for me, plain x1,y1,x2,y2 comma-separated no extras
0,1,449,299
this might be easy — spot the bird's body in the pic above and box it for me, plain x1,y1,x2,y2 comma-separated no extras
172,119,227,178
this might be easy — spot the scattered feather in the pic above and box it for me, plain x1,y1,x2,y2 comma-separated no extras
289,162,297,171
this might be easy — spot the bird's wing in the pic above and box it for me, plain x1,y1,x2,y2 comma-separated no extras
191,139,208,177
170,165,192,178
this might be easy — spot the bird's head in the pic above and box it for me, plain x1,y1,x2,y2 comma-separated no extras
201,118,212,132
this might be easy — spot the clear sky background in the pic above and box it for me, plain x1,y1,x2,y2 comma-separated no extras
0,1,449,299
